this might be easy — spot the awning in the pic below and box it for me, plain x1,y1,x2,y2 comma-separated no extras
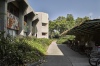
61,19,100,36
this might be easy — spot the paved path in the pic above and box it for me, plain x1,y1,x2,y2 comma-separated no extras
40,41,90,66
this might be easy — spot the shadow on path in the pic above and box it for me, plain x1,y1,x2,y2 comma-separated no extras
40,41,90,66
58,44,90,66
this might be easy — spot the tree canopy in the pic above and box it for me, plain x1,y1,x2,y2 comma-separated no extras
49,14,90,38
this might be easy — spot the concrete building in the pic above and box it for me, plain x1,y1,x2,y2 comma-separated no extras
0,0,39,37
36,12,49,38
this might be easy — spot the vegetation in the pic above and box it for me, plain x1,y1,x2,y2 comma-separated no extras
56,35,75,44
49,14,90,43
0,32,52,66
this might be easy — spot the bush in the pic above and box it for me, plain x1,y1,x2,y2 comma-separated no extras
56,37,68,44
0,32,52,66
56,35,75,44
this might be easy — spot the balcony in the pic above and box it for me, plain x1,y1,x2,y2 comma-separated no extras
7,12,19,30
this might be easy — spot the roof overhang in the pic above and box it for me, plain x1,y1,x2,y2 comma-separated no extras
16,0,28,12
25,12,35,21
33,15,39,21
61,19,100,36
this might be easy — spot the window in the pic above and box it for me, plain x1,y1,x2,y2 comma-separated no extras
7,29,18,37
42,33,47,36
42,23,47,26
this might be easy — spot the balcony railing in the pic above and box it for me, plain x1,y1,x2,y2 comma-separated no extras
7,12,19,30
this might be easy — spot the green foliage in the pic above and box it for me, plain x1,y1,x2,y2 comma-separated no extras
57,35,75,44
56,37,68,44
75,16,90,26
49,14,75,38
0,32,52,66
49,13,90,38
66,14,74,21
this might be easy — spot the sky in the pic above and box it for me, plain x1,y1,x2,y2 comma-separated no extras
28,0,100,20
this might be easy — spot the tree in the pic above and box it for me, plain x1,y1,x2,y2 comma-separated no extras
49,20,56,38
75,17,83,26
66,14,75,29
66,14,74,21
49,16,68,38
83,16,90,22
75,16,90,26
49,14,89,38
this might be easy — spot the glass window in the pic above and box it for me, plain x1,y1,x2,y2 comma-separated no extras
7,29,17,37
13,30,16,37
9,29,13,36
42,23,47,26
42,33,47,36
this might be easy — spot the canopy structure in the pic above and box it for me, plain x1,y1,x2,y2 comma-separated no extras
61,19,100,36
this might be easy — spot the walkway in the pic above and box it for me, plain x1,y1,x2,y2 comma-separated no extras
40,41,90,66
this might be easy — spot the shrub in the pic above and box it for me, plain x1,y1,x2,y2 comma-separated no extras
0,32,52,66
57,35,75,44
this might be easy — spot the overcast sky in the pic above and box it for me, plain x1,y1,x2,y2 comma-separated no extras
28,0,100,20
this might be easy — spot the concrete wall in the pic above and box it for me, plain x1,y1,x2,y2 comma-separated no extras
36,12,49,38
0,0,39,37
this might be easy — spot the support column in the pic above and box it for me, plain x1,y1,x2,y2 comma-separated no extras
0,0,7,37
26,12,35,36
27,19,32,36
18,11,25,36
18,1,28,36
32,19,38,37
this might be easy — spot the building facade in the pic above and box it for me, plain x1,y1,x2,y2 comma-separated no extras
0,0,39,37
36,12,49,38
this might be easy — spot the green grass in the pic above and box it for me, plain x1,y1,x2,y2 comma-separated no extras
56,35,75,44
0,34,52,66
56,37,68,44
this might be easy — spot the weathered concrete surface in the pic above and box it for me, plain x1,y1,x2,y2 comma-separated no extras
40,41,90,66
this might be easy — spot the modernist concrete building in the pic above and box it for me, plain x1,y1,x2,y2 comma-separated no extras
0,0,39,37
36,12,49,38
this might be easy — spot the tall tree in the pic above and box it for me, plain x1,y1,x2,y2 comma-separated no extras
66,14,75,29
75,17,83,26
66,14,74,21
83,16,90,22
75,16,90,26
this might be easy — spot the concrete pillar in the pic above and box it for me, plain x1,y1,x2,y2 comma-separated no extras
18,10,24,36
27,18,32,36
32,20,38,37
18,2,28,36
0,0,7,37
26,12,35,36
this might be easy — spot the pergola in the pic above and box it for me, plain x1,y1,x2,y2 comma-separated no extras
62,19,100,36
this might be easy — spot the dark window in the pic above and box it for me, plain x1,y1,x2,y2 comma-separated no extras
42,33,47,36
42,23,47,26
